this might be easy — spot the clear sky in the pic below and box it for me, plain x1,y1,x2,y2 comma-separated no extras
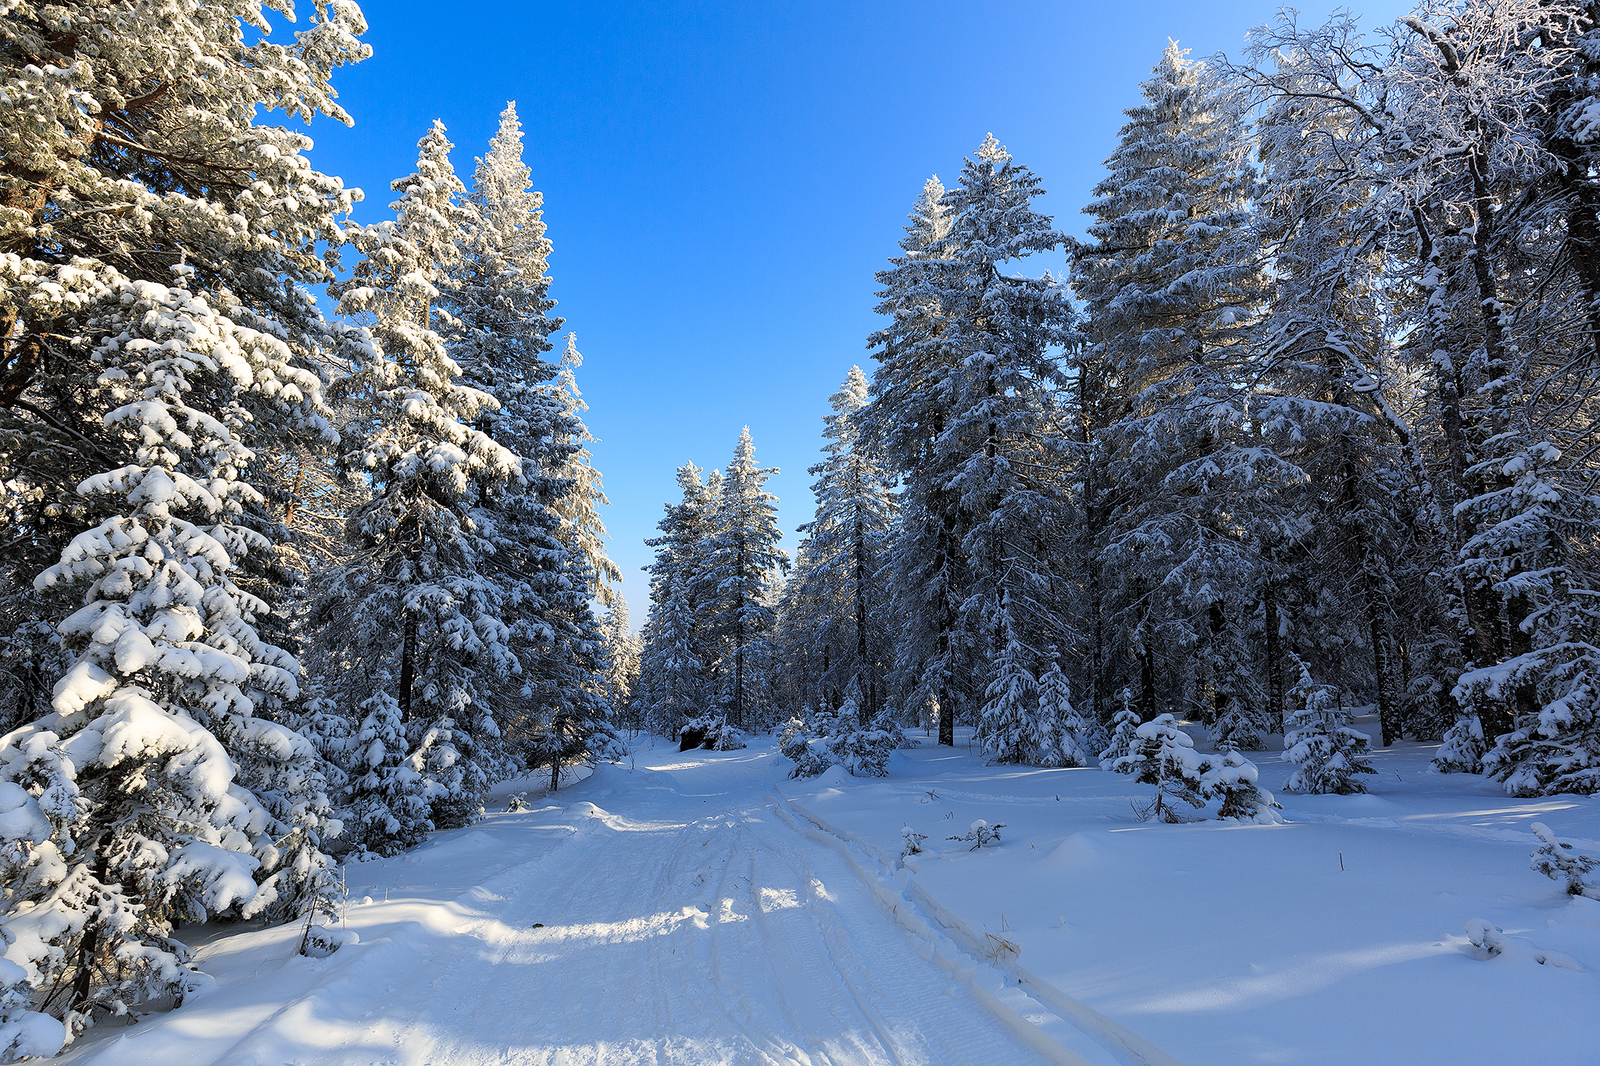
304,0,1411,626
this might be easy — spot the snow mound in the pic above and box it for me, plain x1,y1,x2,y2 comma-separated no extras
1047,833,1106,869
816,765,852,787
567,801,606,817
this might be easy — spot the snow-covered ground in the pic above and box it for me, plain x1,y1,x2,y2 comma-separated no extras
58,720,1600,1065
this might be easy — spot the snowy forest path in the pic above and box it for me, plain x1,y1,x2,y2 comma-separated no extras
66,746,1070,1066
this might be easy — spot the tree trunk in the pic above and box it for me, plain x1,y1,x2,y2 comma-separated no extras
398,608,418,720
1262,570,1284,734
1370,610,1395,747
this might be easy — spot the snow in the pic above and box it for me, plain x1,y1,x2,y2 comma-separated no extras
53,718,1600,1065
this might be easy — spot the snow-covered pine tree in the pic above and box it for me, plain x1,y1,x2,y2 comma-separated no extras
637,574,707,740
321,122,519,829
6,276,339,1037
778,366,897,720
1457,440,1600,796
1099,691,1141,765
543,334,623,605
699,429,789,730
0,0,369,598
346,687,432,856
601,600,641,732
1282,656,1375,794
1037,649,1089,768
978,612,1042,765
1071,42,1268,735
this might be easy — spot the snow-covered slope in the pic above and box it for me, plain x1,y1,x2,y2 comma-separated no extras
59,722,1600,1065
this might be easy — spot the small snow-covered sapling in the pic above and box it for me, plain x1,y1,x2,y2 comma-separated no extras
901,826,929,858
948,819,1005,850
1531,822,1600,900
505,792,530,813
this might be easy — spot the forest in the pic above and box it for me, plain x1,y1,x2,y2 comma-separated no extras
1,0,1599,1059
636,7,1600,804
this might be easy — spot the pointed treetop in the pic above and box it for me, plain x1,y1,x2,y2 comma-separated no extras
1161,38,1193,72
976,133,1009,165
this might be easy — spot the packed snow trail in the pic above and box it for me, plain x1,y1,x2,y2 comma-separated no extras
64,746,1078,1066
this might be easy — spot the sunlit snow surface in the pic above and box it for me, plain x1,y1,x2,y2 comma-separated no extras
58,719,1600,1065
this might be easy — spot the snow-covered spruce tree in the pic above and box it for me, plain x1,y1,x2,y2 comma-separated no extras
346,686,431,856
637,462,717,726
637,574,706,741
1111,715,1206,821
3,277,339,1040
940,137,1072,750
1098,691,1141,765
0,0,369,597
1071,42,1268,735
1457,440,1600,796
699,429,788,730
1037,649,1089,768
440,98,584,754
449,101,563,441
521,550,624,791
600,599,641,732
978,612,1042,765
0,4,369,1033
1282,657,1375,795
320,122,519,830
868,138,1068,747
778,366,897,721
542,334,623,605
864,175,967,746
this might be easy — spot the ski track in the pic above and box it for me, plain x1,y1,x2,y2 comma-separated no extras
76,756,1063,1066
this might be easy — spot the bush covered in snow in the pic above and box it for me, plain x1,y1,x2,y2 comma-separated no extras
1530,822,1600,900
1110,714,1277,822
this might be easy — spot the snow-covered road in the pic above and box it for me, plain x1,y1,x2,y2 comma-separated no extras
64,746,1086,1066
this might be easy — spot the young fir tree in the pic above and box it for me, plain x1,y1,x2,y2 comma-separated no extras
1111,714,1207,821
978,612,1043,765
1458,440,1600,796
1099,691,1142,765
1282,657,1375,795
1037,650,1089,768
321,122,519,829
347,686,432,856
699,429,789,729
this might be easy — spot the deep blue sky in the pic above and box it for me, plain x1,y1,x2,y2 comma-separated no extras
303,0,1409,626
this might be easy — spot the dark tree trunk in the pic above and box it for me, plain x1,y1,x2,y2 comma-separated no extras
398,609,418,720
